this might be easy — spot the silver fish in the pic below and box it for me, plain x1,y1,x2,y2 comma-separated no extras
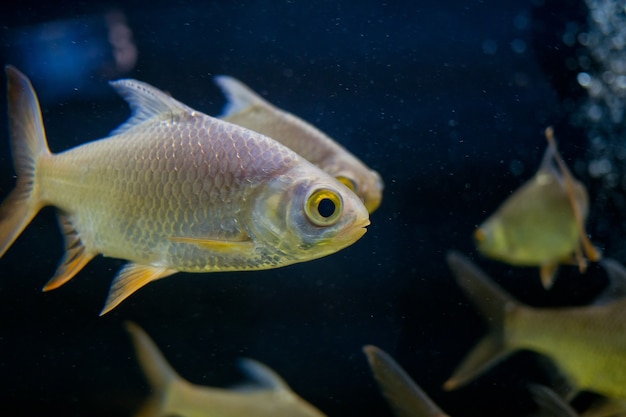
0,66,370,315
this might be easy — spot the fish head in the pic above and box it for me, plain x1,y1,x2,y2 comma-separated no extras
474,218,508,261
250,164,370,262
322,150,384,214
334,166,384,214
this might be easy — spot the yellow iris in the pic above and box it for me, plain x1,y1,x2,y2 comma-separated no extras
305,188,343,226
336,175,357,192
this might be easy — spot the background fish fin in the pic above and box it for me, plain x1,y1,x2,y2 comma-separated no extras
594,258,626,305
237,358,291,392
544,127,601,264
214,75,270,118
108,78,195,136
528,384,579,417
169,235,254,253
125,321,192,417
363,345,450,417
540,263,559,289
444,251,519,390
443,334,513,391
43,212,96,291
446,250,519,321
100,263,177,315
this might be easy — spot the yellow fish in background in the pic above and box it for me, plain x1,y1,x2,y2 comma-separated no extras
444,251,626,403
364,345,589,417
0,66,369,315
363,345,451,417
474,127,601,288
125,322,327,417
214,75,384,213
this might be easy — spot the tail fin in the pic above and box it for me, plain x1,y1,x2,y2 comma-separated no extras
443,251,520,391
363,345,450,417
125,321,188,417
0,66,51,258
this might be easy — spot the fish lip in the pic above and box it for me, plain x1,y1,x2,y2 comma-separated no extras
342,217,370,241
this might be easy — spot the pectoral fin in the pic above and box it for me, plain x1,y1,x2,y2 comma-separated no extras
43,213,96,291
169,235,254,253
540,263,559,289
100,263,177,316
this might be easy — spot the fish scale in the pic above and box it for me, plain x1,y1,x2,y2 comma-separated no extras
40,114,296,270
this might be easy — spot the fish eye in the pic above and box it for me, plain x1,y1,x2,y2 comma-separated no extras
336,176,357,192
305,188,343,226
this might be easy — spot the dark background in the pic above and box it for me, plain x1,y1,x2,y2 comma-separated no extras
0,1,616,416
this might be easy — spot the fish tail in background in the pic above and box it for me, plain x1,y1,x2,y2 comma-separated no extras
363,345,451,417
443,251,519,391
125,321,189,417
0,66,51,258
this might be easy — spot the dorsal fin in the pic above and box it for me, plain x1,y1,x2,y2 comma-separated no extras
214,75,271,118
544,127,601,265
237,358,290,392
108,79,195,136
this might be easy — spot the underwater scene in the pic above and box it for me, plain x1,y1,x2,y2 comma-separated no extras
2,0,626,416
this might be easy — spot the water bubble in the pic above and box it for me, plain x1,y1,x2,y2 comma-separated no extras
577,72,592,87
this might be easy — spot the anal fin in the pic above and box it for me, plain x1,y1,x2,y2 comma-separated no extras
540,263,559,289
43,212,96,291
100,263,177,316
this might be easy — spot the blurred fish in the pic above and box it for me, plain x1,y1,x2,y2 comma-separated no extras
363,345,450,417
474,127,601,288
528,384,579,417
444,251,626,402
529,383,626,417
125,322,327,417
215,75,384,213
0,66,369,315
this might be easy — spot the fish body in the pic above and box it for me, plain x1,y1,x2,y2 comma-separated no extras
445,251,626,401
125,322,327,417
474,128,600,288
0,66,369,314
215,76,383,213
363,345,450,417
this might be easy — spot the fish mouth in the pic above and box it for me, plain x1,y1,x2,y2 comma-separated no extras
340,217,370,243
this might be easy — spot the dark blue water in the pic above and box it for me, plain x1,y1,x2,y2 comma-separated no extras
0,1,616,416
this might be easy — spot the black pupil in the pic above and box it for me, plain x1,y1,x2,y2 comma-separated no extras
317,198,336,218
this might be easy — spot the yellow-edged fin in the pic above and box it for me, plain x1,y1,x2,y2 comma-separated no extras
364,345,450,417
540,263,559,290
100,264,177,316
545,127,601,265
43,213,96,291
169,235,254,252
